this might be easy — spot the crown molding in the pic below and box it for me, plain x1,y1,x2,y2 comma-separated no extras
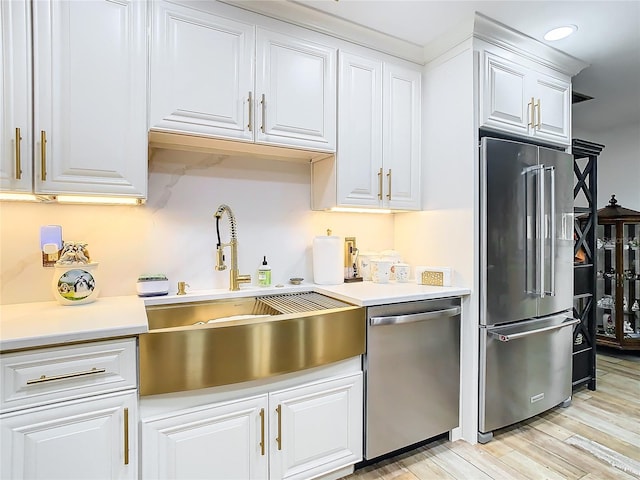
473,13,589,77
218,0,425,64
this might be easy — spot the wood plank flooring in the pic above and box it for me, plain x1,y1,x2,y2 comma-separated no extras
343,350,640,480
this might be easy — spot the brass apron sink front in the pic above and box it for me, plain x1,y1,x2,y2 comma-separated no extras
139,293,365,396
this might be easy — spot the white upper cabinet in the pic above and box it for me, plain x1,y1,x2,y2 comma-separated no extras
149,2,255,141
1,0,147,197
255,28,336,151
480,49,571,146
335,52,383,207
314,50,421,211
532,72,572,144
0,0,32,193
32,0,147,197
150,1,336,153
383,62,422,210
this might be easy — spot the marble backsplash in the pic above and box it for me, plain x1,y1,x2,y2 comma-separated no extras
0,149,395,305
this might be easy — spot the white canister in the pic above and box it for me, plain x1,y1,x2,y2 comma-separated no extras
357,251,379,281
52,263,100,305
394,263,410,283
371,259,393,284
380,250,402,279
312,232,344,285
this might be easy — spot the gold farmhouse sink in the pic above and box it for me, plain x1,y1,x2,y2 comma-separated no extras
139,292,365,396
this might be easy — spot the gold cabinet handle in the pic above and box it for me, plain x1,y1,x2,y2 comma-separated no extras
40,130,47,181
26,367,106,384
15,127,22,180
386,169,392,200
377,168,383,200
528,97,535,128
260,94,266,133
259,408,265,455
275,404,282,450
123,407,129,465
535,99,541,129
247,91,253,132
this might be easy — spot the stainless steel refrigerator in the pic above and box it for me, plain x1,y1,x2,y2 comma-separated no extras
478,137,579,443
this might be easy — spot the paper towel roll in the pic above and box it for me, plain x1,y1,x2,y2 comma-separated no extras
313,235,344,285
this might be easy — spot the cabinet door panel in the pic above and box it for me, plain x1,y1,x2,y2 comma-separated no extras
0,0,32,193
141,395,268,480
256,29,336,151
337,52,383,206
32,0,147,196
481,52,529,135
384,63,421,210
533,74,571,144
1,391,137,480
269,373,362,480
150,1,254,141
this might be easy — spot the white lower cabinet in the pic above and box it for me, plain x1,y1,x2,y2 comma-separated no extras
0,338,139,479
141,372,363,480
269,373,363,480
141,395,268,479
0,390,137,479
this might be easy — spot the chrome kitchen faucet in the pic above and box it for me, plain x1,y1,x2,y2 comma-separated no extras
214,204,251,291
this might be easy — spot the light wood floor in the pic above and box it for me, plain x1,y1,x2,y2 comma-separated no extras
344,350,640,480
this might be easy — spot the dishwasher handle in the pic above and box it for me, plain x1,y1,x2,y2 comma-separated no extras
370,306,461,326
489,317,580,342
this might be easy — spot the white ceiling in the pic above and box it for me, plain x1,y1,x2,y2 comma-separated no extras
290,0,640,135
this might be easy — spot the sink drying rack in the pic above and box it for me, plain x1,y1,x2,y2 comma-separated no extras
257,292,353,315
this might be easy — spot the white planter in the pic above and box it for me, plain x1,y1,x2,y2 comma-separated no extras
52,263,100,305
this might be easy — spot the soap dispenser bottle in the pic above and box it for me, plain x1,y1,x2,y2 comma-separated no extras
258,256,272,287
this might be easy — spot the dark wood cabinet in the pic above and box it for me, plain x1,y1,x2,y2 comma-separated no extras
595,195,640,350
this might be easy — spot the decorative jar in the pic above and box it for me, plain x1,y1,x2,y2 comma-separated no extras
51,242,99,305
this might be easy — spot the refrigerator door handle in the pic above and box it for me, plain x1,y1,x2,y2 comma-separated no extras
488,317,579,342
524,164,544,297
537,164,545,298
545,166,556,297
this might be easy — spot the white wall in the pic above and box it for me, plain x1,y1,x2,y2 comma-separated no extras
395,40,479,444
0,149,395,305
574,121,640,210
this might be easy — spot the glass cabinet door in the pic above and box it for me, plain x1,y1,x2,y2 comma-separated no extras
622,222,639,339
596,224,616,339
597,221,640,348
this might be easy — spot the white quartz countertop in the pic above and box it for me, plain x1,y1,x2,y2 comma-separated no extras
0,281,470,352
0,295,148,352
143,281,470,308
314,281,470,307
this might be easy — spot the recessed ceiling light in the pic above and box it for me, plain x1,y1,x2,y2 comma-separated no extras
544,25,577,41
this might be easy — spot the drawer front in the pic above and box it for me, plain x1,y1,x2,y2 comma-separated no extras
1,338,137,413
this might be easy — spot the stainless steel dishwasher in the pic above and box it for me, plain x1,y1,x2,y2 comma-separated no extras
364,297,461,460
